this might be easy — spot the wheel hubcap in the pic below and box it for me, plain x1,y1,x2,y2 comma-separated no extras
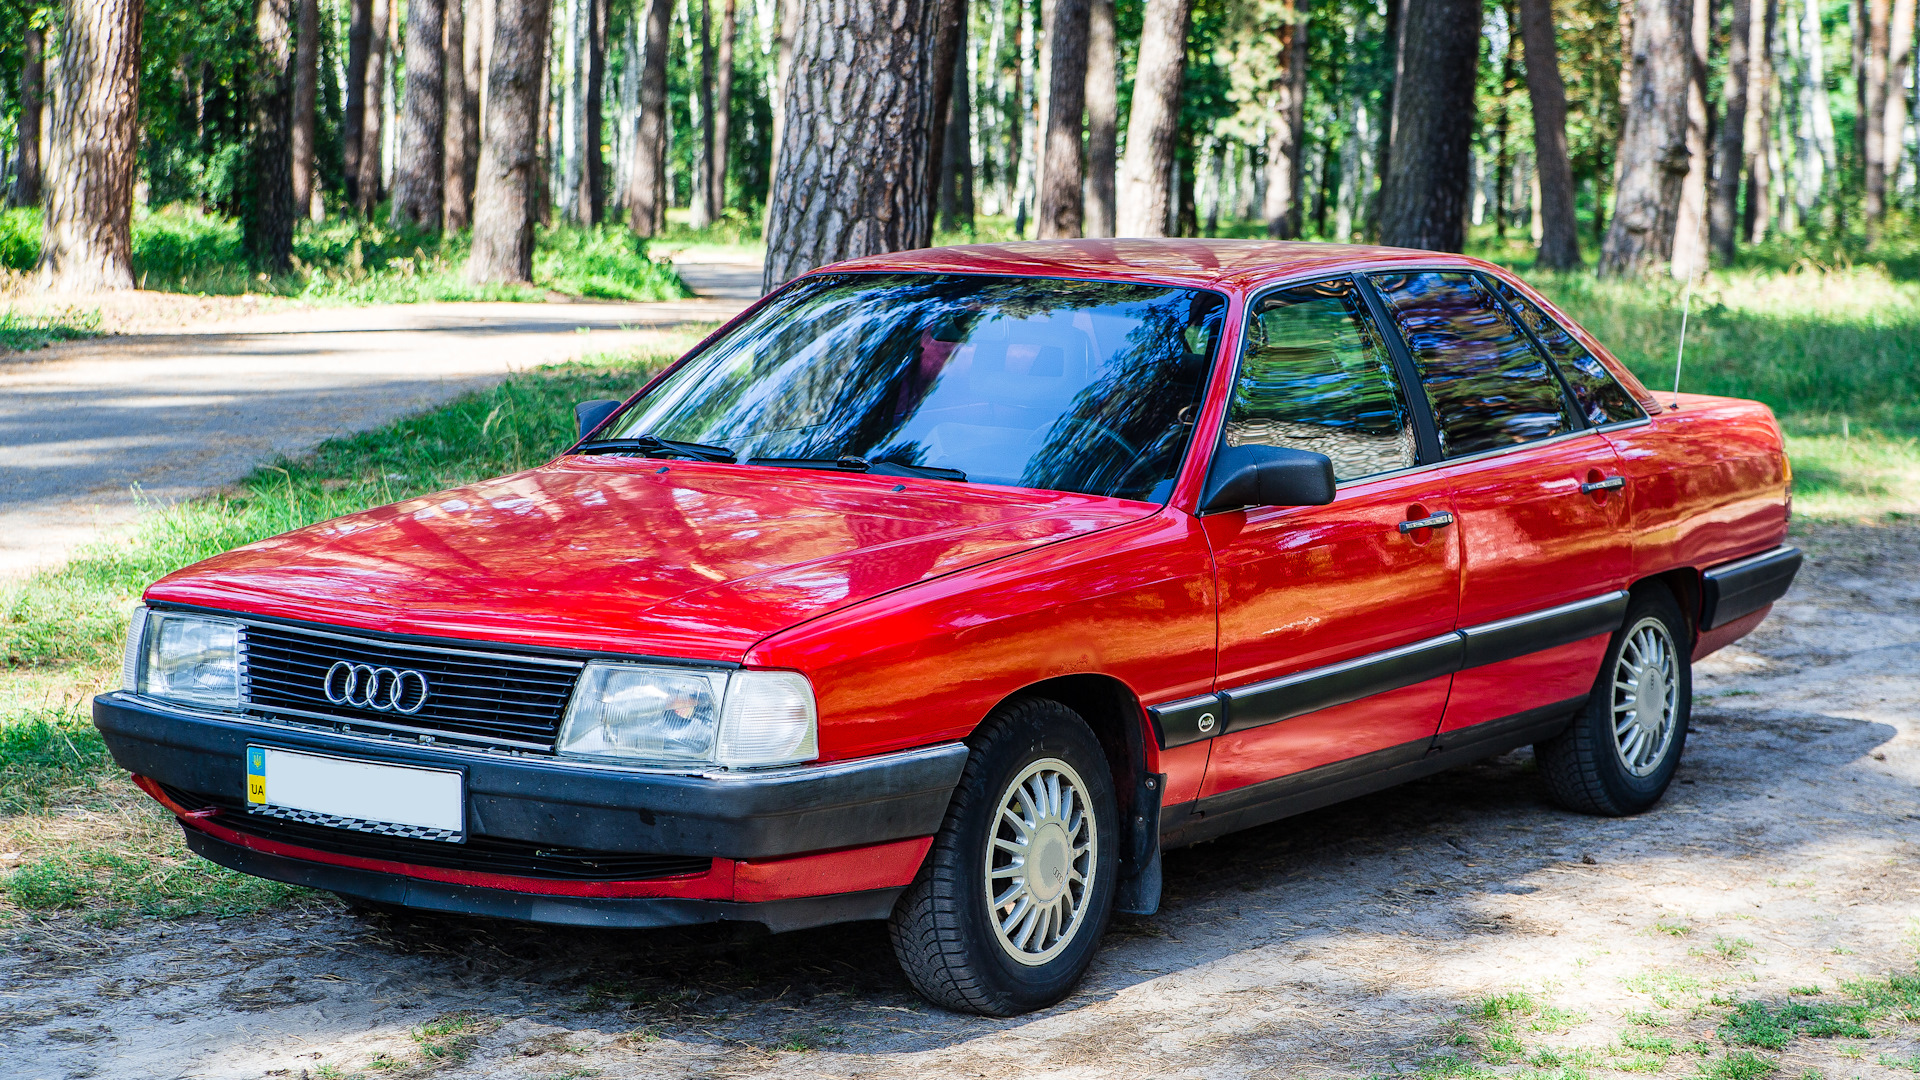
1612,617,1680,777
985,758,1097,966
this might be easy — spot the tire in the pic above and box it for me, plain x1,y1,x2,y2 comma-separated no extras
1536,585,1693,816
888,698,1120,1016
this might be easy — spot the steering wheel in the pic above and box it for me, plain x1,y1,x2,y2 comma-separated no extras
1026,418,1149,496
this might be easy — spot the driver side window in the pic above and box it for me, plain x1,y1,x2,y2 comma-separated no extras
1227,277,1417,483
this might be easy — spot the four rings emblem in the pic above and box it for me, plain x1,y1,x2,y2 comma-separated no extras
323,662,430,714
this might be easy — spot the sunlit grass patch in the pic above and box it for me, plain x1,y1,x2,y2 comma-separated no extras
0,306,102,354
1718,999,1873,1048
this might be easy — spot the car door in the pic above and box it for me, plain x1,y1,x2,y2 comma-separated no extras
1364,269,1631,745
1194,276,1462,805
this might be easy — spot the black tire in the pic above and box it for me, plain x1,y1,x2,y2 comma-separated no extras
1536,585,1693,816
888,698,1120,1016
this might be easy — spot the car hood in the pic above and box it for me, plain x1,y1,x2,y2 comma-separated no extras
146,458,1153,661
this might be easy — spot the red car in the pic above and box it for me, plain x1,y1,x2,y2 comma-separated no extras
96,241,1798,1016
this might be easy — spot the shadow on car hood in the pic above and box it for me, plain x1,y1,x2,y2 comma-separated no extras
146,457,1155,661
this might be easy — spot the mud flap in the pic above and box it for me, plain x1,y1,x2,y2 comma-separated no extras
1114,772,1165,916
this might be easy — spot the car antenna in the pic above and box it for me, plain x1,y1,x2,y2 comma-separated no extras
1670,270,1696,411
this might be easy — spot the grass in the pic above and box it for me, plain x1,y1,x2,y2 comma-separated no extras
0,342,689,924
0,306,101,353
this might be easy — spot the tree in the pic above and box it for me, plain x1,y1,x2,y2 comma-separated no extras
355,0,391,213
579,0,609,223
1083,0,1117,237
1742,0,1776,244
444,0,479,230
689,0,716,227
291,0,319,220
13,22,43,208
391,0,447,228
1036,0,1090,238
1710,0,1751,263
1517,0,1581,268
469,0,551,281
343,0,372,207
1378,0,1482,252
1599,0,1692,276
939,8,976,232
762,0,962,290
247,0,298,270
1667,0,1708,278
1116,0,1192,236
708,0,737,220
37,0,145,292
625,0,670,235
1260,2,1307,240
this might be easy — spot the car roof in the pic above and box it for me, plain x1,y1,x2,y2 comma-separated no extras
819,238,1505,293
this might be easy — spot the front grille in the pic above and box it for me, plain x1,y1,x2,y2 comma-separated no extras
241,623,581,750
165,785,713,882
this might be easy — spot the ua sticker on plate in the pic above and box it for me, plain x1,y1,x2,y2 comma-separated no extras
246,746,267,804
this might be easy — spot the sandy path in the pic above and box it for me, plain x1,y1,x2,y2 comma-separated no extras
0,520,1912,1079
0,296,745,580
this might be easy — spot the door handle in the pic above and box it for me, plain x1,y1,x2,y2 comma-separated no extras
1397,511,1455,533
1580,476,1626,494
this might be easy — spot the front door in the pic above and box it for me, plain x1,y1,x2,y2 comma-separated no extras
1198,277,1461,804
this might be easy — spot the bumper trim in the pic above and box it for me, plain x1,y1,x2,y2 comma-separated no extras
182,828,903,932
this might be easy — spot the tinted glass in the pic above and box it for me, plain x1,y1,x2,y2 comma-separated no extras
1228,278,1416,482
610,273,1226,501
1491,277,1646,426
1369,270,1573,458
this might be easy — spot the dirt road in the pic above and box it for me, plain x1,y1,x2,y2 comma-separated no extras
0,296,743,580
0,520,1913,1079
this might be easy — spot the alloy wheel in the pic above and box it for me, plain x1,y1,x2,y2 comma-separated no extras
984,757,1098,966
1612,616,1680,777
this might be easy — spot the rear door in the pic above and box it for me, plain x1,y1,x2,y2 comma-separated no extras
1196,276,1461,802
1364,270,1631,745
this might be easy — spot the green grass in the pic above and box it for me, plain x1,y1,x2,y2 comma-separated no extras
1718,1000,1874,1049
0,307,101,353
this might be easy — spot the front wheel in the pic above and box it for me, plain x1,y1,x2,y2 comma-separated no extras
1536,585,1693,816
888,698,1119,1016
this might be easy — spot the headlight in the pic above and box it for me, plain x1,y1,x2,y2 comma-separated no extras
137,611,242,709
557,664,817,769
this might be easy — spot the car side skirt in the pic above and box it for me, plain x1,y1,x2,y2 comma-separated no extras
1158,696,1586,850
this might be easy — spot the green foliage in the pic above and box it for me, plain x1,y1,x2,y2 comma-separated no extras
0,306,101,353
0,704,110,815
1699,1051,1779,1080
5,842,302,922
1718,1000,1873,1049
0,207,38,269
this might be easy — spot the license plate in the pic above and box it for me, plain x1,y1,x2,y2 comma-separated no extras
246,746,465,841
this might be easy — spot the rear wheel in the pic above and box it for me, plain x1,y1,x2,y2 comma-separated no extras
888,698,1119,1016
1536,585,1692,816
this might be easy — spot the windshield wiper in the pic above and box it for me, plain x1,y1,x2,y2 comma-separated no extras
746,454,966,483
574,433,737,463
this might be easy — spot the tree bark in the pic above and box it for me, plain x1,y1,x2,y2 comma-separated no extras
291,0,319,220
1710,0,1751,263
707,0,735,220
14,25,44,207
1082,0,1116,236
444,0,480,230
1668,0,1709,277
689,0,716,227
1115,0,1191,236
469,0,552,281
625,0,670,235
1864,0,1891,226
762,0,958,290
343,0,373,207
1743,0,1775,242
356,0,391,213
392,0,448,228
248,0,299,270
1599,0,1693,276
570,0,608,223
1881,0,1917,231
1377,0,1482,252
1034,0,1089,238
38,0,145,292
939,10,976,231
1261,2,1306,239
1517,0,1581,268
768,0,797,194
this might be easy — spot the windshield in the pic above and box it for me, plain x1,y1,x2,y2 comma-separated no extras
606,273,1228,502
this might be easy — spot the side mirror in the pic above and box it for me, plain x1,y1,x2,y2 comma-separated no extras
575,399,622,440
1198,444,1337,513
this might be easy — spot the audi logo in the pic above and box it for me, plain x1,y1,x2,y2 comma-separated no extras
323,662,430,715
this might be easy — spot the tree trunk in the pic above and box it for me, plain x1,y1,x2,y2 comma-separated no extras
1864,0,1891,226
1668,0,1709,277
291,0,319,220
1377,0,1482,252
469,0,552,281
444,0,479,230
356,0,391,213
923,0,965,228
1035,0,1088,238
1115,0,1191,236
1082,0,1116,236
762,0,959,290
1710,0,1751,263
939,10,976,231
392,0,448,228
38,0,145,292
1881,0,1917,230
1262,3,1305,238
707,0,735,219
689,0,716,227
625,0,670,235
768,0,797,193
14,26,44,207
1744,0,1775,242
344,0,372,206
1599,0,1693,276
1517,0,1581,268
248,0,298,270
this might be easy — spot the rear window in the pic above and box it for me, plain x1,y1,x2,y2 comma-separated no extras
1490,278,1646,426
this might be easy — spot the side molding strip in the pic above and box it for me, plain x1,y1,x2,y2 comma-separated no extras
1702,545,1802,630
1457,590,1629,670
1221,633,1463,735
1147,694,1225,749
